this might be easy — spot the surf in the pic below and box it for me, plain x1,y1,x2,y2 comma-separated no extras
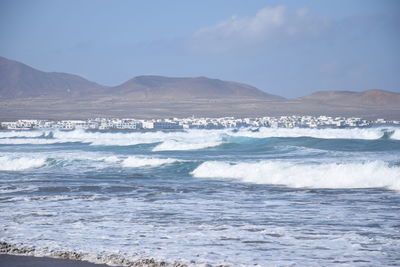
191,160,400,190
0,156,47,171
0,127,399,148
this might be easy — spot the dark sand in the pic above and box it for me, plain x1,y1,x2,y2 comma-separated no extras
0,254,112,267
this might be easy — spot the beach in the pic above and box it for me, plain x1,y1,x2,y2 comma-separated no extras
1,127,400,266
0,254,111,267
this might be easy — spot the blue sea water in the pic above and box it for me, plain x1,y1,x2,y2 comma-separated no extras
0,127,399,266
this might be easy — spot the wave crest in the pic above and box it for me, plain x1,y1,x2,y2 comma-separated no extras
152,140,222,151
232,127,393,140
391,129,400,140
0,131,48,138
0,127,399,147
191,160,400,190
0,156,47,171
121,156,180,168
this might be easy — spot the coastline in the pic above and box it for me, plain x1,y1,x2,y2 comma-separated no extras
0,253,191,267
0,242,191,267
0,254,111,267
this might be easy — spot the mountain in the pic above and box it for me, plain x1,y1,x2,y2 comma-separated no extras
111,75,284,100
0,56,283,100
0,56,399,120
299,89,400,107
0,56,104,98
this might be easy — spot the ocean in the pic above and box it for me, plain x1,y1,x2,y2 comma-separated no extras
0,127,399,266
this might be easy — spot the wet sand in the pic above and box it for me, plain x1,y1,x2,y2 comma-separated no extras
0,254,111,267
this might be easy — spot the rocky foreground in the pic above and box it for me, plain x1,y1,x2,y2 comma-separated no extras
0,241,231,267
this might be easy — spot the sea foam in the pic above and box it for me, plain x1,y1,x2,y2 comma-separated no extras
121,156,180,168
152,139,222,151
54,129,226,149
0,131,48,138
0,138,64,145
391,129,400,140
191,160,400,190
0,156,47,171
232,127,394,140
0,127,399,147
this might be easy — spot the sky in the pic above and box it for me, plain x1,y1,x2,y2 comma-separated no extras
0,0,399,97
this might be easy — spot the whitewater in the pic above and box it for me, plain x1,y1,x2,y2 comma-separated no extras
0,127,399,266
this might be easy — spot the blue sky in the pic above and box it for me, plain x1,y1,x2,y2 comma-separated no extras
0,0,399,97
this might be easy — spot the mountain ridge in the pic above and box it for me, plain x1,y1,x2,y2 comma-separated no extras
298,89,400,106
0,56,283,100
0,56,399,120
1,56,399,104
110,75,284,100
0,56,104,98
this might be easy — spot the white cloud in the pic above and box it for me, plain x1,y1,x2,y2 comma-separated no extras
189,5,330,52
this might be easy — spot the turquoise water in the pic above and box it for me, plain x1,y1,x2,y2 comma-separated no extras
0,127,399,266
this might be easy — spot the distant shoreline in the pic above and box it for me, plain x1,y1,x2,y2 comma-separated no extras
1,115,397,131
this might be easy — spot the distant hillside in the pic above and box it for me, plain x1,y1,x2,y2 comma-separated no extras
0,56,104,98
0,56,399,120
111,75,284,100
0,56,283,100
299,89,400,107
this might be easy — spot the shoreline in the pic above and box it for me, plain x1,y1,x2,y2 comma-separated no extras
0,253,191,267
0,254,111,267
0,242,190,267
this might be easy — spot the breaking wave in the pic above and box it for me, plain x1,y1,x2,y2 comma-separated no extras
232,127,396,140
101,155,120,163
0,129,228,150
0,138,66,145
121,156,181,168
152,140,222,151
0,131,47,138
0,151,184,171
391,129,400,140
0,127,399,147
0,156,47,171
191,160,400,190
